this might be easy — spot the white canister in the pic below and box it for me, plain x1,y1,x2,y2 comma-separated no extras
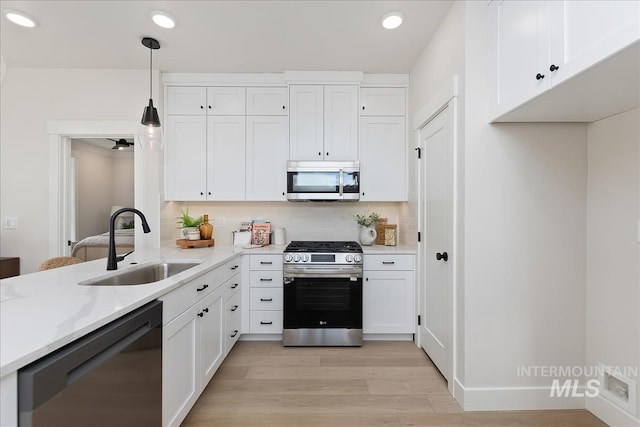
274,227,286,245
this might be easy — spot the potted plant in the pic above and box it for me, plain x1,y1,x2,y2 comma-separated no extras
354,212,379,246
176,208,203,240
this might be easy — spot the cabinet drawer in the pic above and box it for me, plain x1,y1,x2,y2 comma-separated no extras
249,270,283,287
250,311,283,334
249,254,283,270
363,255,414,271
223,258,241,281
160,267,225,324
250,288,283,311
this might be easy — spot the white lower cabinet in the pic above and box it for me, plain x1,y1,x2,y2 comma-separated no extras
363,254,415,334
248,254,283,334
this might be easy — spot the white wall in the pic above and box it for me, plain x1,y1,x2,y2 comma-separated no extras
0,68,152,273
161,201,402,246
585,108,640,425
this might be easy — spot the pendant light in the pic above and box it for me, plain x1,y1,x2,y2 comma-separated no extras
138,37,163,150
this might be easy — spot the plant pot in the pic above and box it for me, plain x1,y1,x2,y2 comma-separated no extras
359,226,377,246
182,227,200,240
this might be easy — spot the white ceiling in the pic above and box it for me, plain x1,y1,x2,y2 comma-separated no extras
0,0,454,74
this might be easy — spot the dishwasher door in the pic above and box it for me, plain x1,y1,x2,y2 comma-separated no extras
18,300,162,427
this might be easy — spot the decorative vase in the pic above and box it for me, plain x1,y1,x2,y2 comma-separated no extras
359,226,377,246
199,215,214,240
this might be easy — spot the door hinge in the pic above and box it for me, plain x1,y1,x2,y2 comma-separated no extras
417,315,421,326
414,147,421,159
417,232,421,242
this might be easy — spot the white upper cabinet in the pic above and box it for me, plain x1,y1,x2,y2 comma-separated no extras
167,87,207,115
490,0,640,122
289,84,358,161
206,116,246,200
165,115,207,200
246,87,288,115
246,116,288,201
360,87,406,116
289,85,324,160
206,87,246,115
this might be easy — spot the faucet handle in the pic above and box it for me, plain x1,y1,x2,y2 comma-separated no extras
115,250,134,263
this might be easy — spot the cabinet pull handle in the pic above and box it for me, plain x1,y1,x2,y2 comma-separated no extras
203,308,209,313
260,261,272,265
382,261,395,265
231,265,239,270
230,305,239,311
535,73,545,80
230,330,239,337
231,283,239,289
197,311,204,317
260,321,273,325
436,252,449,262
196,284,209,292
549,64,559,72
260,278,273,282
260,298,273,302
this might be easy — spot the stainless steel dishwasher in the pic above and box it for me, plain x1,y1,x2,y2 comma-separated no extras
18,300,162,427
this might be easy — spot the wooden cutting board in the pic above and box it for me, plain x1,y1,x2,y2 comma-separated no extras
176,239,214,249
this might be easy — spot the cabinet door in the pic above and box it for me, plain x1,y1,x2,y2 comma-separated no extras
359,116,407,201
360,87,406,116
199,289,225,387
247,87,288,115
206,116,246,200
163,304,199,427
167,87,207,115
323,85,358,160
490,0,551,119
549,0,640,86
165,115,207,201
363,270,415,334
206,87,246,115
289,85,324,160
246,116,288,201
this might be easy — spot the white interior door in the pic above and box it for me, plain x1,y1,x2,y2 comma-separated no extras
419,106,453,382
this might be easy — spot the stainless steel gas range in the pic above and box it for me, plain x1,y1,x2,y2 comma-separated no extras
283,241,363,346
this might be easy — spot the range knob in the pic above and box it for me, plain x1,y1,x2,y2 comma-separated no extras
353,254,362,263
345,254,354,262
293,254,301,262
284,254,293,262
302,254,309,262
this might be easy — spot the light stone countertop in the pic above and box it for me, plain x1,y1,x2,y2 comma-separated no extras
0,241,413,376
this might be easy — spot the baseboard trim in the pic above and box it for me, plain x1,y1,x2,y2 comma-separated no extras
363,333,413,341
586,395,640,427
456,383,586,411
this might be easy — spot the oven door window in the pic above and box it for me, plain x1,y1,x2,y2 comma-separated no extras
284,277,362,329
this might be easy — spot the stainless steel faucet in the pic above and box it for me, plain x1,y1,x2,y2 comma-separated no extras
107,208,151,270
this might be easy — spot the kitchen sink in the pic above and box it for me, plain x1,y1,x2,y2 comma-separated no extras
79,262,201,286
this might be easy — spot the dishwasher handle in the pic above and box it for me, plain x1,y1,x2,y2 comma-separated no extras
18,300,162,412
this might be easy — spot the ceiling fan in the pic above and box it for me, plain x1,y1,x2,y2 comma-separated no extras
108,138,133,150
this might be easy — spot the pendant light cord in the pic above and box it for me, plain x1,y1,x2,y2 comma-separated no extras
149,47,153,99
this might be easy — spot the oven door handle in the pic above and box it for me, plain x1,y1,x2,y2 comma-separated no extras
284,268,362,278
339,168,344,198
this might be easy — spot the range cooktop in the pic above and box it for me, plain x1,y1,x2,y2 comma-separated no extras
284,241,363,253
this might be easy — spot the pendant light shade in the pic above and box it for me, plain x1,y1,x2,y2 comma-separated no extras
138,37,163,151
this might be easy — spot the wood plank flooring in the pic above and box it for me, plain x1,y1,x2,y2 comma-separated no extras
181,341,607,427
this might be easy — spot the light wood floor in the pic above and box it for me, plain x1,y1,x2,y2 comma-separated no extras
182,341,607,427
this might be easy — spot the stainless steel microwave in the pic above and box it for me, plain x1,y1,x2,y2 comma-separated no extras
286,161,360,202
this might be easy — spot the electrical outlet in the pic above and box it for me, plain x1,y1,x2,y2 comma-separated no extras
5,217,17,229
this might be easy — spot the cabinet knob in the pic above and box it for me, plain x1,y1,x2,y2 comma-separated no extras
282,105,286,110
318,152,322,156
549,64,559,72
208,105,212,109
200,105,204,109
362,106,365,110
326,152,329,156
535,73,545,80
200,192,204,196
203,307,209,313
436,252,449,262
208,192,212,196
197,312,204,317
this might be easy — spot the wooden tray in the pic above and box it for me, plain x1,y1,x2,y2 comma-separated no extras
176,239,214,249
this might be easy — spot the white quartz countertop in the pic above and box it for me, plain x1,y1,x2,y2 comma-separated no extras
0,241,413,376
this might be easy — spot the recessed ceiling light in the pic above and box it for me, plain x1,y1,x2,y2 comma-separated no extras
382,12,404,30
5,10,38,28
151,11,176,29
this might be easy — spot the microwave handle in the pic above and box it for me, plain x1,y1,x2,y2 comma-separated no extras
339,168,343,197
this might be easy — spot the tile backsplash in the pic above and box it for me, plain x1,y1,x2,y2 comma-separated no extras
162,201,408,246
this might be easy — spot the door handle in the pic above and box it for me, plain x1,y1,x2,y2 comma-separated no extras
436,252,448,262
